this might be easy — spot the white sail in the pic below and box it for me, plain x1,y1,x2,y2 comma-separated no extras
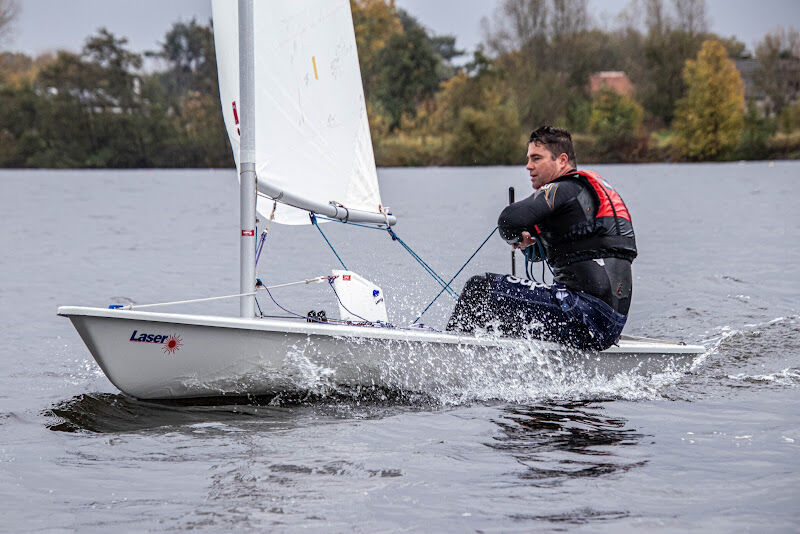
212,0,383,225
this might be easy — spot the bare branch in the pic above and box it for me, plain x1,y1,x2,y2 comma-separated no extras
0,0,18,45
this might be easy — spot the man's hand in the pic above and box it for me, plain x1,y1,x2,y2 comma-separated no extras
514,231,536,250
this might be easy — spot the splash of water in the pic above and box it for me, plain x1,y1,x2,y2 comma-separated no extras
269,335,695,406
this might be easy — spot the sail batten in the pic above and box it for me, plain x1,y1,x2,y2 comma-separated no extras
212,0,386,225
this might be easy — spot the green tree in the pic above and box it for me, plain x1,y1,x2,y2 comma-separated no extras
34,51,99,165
640,29,703,125
372,24,441,129
779,102,800,133
735,99,777,160
0,84,38,166
152,19,218,97
639,3,707,126
33,29,186,168
83,28,142,107
445,88,521,165
674,39,744,160
588,90,644,160
397,8,462,79
149,19,230,167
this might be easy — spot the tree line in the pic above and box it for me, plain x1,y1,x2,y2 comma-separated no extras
0,19,228,168
0,0,798,169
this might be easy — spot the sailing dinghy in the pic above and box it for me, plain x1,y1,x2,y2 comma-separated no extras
58,0,704,400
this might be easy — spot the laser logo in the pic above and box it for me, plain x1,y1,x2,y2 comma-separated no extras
129,330,183,355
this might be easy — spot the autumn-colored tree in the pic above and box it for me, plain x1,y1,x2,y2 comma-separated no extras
430,72,486,133
350,0,403,95
444,83,521,165
0,52,54,88
674,39,744,160
446,106,521,166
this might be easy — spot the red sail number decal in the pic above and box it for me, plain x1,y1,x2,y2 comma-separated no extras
232,101,240,135
241,229,255,237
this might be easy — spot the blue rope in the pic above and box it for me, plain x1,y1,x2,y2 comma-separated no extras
412,226,498,324
387,228,459,300
310,213,348,270
257,213,500,329
313,215,458,300
522,240,553,284
255,230,268,265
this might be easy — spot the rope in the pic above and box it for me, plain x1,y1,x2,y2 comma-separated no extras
117,291,256,310
310,213,348,270
257,278,331,324
121,216,498,330
540,239,554,279
255,231,268,265
619,333,687,345
255,199,277,266
314,215,457,300
523,239,552,284
412,226,498,324
260,282,313,321
259,276,332,290
387,228,458,300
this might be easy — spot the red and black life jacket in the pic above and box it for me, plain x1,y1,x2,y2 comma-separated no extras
535,169,637,267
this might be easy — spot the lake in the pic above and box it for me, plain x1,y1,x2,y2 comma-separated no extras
1,162,798,532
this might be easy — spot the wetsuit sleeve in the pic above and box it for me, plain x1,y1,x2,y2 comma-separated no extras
497,181,580,243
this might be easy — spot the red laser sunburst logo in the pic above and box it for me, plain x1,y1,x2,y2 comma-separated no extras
162,334,183,355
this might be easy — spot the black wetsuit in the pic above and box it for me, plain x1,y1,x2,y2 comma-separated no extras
498,172,636,314
447,170,637,350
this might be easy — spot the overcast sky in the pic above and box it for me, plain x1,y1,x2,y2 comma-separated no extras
4,0,799,60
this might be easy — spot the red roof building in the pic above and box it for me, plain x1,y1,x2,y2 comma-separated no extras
589,71,634,97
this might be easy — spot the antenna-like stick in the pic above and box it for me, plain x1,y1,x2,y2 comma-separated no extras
508,187,516,276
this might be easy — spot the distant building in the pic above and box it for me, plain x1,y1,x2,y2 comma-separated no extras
735,57,800,114
734,58,766,101
589,71,634,97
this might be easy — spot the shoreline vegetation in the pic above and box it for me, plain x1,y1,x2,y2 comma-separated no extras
0,0,798,169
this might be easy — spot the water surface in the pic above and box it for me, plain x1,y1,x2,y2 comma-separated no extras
0,163,798,531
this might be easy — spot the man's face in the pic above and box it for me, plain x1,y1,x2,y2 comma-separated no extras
526,142,569,190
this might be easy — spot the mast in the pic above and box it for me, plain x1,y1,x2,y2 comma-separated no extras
238,0,256,318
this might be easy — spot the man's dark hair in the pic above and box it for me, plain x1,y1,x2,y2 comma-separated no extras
529,126,577,167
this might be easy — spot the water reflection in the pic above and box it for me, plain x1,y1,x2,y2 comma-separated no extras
488,402,645,486
45,393,281,433
44,387,434,433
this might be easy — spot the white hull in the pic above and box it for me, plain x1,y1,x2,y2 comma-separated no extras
58,306,705,400
58,306,704,399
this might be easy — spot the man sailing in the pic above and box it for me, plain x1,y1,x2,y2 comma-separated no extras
447,126,637,351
